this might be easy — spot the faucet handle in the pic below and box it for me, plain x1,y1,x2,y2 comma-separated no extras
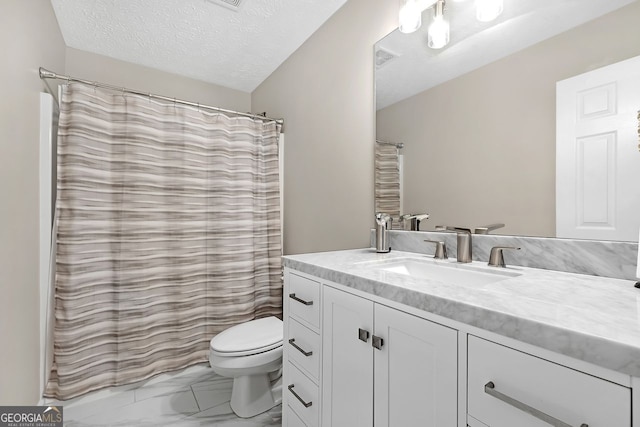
424,240,448,259
488,246,521,268
475,223,505,234
402,213,430,231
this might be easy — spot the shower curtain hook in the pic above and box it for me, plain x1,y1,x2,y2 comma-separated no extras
197,102,200,112
148,92,152,104
65,75,70,86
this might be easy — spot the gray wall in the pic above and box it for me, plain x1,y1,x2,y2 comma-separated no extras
377,2,640,237
65,48,251,112
252,0,399,255
0,0,66,405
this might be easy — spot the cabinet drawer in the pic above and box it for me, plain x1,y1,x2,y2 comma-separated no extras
287,318,320,381
467,414,489,427
284,405,308,427
467,335,631,427
286,362,319,427
288,273,320,329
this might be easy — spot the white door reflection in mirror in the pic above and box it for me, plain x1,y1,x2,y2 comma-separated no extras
556,55,640,241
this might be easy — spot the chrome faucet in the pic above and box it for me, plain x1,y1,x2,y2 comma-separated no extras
375,213,392,253
400,213,430,231
436,226,473,263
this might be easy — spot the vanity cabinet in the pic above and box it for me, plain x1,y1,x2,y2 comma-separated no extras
467,335,631,427
322,284,458,427
283,265,634,427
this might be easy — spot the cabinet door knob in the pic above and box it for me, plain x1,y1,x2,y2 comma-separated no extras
372,335,384,350
289,293,313,306
288,338,313,357
288,384,312,408
358,328,370,343
484,381,588,427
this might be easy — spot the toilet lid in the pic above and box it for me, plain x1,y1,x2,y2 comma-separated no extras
211,316,283,356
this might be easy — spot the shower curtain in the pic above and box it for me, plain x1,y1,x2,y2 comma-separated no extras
45,84,283,400
375,143,402,228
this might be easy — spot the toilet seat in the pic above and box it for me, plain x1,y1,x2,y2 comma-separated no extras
211,316,283,357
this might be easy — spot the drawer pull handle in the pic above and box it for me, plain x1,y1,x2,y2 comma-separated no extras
288,384,312,408
289,293,313,306
288,338,313,356
484,382,588,427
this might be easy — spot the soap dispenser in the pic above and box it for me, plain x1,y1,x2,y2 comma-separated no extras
375,213,392,253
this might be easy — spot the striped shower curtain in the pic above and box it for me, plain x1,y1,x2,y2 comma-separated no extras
375,143,402,228
45,84,283,400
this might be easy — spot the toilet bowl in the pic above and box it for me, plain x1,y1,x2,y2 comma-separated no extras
209,316,283,418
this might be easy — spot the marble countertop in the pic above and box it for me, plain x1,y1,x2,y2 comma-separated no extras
283,248,640,378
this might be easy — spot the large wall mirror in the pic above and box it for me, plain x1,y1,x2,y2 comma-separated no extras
375,0,640,241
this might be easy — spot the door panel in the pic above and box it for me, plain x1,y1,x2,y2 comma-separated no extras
322,286,374,427
374,304,458,427
557,54,640,241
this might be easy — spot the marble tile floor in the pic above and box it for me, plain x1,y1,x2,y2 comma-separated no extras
44,363,282,426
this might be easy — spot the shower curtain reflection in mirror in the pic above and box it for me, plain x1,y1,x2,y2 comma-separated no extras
375,141,403,229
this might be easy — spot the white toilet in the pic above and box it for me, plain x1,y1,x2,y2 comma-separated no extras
209,316,283,418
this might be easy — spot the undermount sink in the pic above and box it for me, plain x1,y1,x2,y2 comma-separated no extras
369,257,521,286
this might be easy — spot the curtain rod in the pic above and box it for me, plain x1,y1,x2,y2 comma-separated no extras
376,139,404,149
39,67,284,126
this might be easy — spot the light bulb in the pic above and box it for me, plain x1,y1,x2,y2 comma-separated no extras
427,0,449,49
476,0,503,22
399,0,422,34
428,16,449,49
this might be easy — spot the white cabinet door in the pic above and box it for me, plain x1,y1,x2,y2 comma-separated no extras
322,286,374,427
322,285,459,427
374,303,458,427
556,54,640,241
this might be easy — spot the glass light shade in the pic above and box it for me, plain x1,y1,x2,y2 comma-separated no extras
427,15,449,49
475,0,503,22
399,0,422,34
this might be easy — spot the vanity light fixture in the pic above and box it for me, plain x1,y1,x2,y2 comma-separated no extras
475,0,503,22
399,0,504,42
428,0,449,49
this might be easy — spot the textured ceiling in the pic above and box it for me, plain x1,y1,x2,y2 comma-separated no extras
51,0,348,93
376,0,638,110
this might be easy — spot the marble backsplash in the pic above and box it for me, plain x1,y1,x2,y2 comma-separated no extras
370,229,639,281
